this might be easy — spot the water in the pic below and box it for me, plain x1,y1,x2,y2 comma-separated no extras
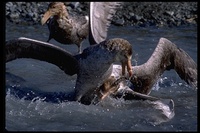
5,21,197,131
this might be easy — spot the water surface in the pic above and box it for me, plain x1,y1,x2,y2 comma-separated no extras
5,21,197,131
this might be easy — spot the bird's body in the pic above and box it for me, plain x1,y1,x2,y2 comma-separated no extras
47,15,88,45
73,38,132,101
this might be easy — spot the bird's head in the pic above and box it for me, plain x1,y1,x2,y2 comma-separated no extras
41,2,68,25
105,38,133,77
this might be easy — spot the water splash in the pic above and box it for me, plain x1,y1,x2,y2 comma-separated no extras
149,99,175,125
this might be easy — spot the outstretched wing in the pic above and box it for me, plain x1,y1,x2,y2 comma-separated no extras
130,38,197,95
155,38,197,88
89,2,122,45
6,37,79,76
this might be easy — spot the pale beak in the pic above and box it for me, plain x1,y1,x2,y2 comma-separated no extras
41,10,52,25
122,60,133,77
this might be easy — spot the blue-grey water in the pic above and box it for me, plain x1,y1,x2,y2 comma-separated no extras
5,20,197,131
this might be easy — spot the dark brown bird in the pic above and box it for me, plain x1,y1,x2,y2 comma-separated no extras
41,2,89,53
110,38,197,101
6,37,133,104
41,2,121,53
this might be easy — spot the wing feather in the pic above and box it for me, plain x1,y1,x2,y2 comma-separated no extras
6,37,79,76
89,2,122,45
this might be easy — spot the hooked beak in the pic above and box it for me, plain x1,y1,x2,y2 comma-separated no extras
122,60,133,78
41,10,52,25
